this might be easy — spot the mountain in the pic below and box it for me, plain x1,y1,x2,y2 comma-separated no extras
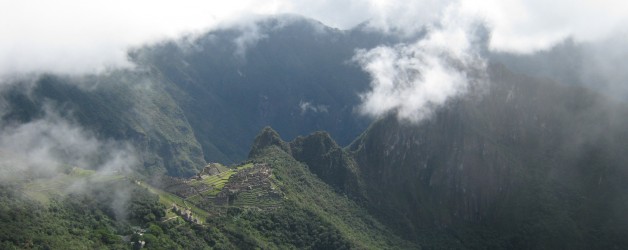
2,14,628,250
129,15,406,165
345,63,628,248
0,129,415,249
1,71,206,177
249,127,365,198
490,36,628,102
0,16,409,177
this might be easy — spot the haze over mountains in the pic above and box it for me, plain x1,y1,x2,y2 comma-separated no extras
2,16,403,177
1,1,628,249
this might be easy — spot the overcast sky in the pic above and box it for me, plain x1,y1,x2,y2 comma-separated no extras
1,0,627,77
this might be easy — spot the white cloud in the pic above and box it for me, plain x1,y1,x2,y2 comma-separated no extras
0,0,626,77
0,102,140,219
299,100,329,115
354,3,486,122
459,0,628,53
232,20,269,60
0,0,285,77
353,0,628,123
0,104,138,181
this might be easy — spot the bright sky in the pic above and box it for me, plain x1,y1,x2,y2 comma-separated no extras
0,0,626,76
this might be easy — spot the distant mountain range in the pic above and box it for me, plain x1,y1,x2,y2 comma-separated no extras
1,15,628,249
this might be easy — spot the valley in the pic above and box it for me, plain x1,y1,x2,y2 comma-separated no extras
1,10,627,249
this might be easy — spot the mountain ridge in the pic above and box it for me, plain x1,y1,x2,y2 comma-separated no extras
2,14,628,249
342,63,628,248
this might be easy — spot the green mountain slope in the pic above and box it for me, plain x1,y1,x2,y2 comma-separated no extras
250,127,365,198
2,71,206,177
247,128,416,249
0,125,417,249
0,174,168,249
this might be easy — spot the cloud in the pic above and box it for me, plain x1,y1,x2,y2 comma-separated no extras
1,0,625,78
0,104,138,181
0,0,284,77
0,100,139,218
353,0,628,123
299,100,329,115
354,3,486,123
0,0,626,126
231,18,270,60
459,0,628,53
580,32,628,98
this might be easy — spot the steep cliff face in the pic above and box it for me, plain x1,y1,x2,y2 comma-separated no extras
249,128,364,198
246,132,417,249
248,127,292,158
348,63,628,248
244,63,628,249
133,16,406,164
289,132,365,198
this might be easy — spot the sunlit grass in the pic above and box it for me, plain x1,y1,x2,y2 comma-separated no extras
138,181,209,222
22,167,124,205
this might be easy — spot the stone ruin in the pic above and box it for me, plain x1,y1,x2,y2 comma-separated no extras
164,178,198,198
194,163,224,180
171,204,201,224
163,163,283,216
214,163,281,206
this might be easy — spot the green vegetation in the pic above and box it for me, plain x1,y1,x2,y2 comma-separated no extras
199,170,236,191
22,168,123,205
250,145,416,249
138,181,210,222
3,71,207,177
0,179,165,249
213,204,353,249
68,167,96,177
7,140,411,249
4,15,628,249
0,154,405,249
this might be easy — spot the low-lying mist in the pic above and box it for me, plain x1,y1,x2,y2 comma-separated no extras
0,88,140,220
